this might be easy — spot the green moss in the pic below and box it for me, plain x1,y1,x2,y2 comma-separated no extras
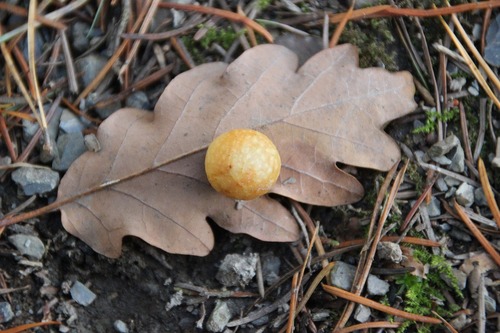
257,0,272,10
340,20,398,70
199,26,242,50
405,160,425,194
413,107,459,134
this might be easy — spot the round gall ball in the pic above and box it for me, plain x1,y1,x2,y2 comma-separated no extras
205,129,281,200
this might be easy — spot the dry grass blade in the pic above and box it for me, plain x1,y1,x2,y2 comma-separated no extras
0,0,88,44
431,311,459,333
448,2,500,92
157,2,273,43
0,115,16,161
119,0,160,77
335,321,402,333
278,262,335,333
285,272,299,333
75,0,152,104
322,285,442,324
0,321,61,333
436,7,500,109
0,27,38,119
478,158,500,229
454,199,500,267
335,161,403,330
329,0,354,48
328,1,500,23
28,0,50,140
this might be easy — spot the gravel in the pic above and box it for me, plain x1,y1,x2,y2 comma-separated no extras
8,234,45,260
70,281,97,306
11,167,60,195
216,253,258,287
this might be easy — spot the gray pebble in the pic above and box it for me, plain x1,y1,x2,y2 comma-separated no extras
428,134,459,158
84,134,101,152
330,262,389,296
206,301,232,332
367,275,390,296
59,109,87,134
426,196,441,217
474,188,488,206
430,155,452,166
0,302,14,323
455,182,475,207
216,253,257,287
449,228,472,242
485,15,500,66
52,132,86,171
435,177,448,192
377,242,403,263
354,304,371,323
113,320,129,333
11,167,60,195
70,281,96,306
449,146,465,173
439,223,451,232
0,156,11,177
71,21,91,53
125,91,150,109
76,54,111,88
444,176,462,187
8,234,45,260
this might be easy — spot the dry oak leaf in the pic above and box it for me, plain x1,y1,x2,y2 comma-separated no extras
58,44,416,257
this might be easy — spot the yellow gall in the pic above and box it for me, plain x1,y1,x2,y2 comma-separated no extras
205,129,281,200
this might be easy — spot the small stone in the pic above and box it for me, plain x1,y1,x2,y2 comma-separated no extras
113,320,129,333
474,188,488,206
59,109,86,134
261,253,281,286
449,146,465,173
450,313,469,330
367,275,390,296
84,133,101,152
0,301,14,323
439,223,451,232
455,183,475,207
216,253,258,287
71,21,91,53
52,132,86,171
449,228,472,242
206,301,232,332
70,281,96,306
126,91,150,109
429,155,452,165
11,167,60,195
485,15,500,66
8,234,45,260
468,81,480,96
330,262,389,296
76,54,111,88
330,261,356,291
449,77,466,92
444,176,461,187
428,134,459,159
353,304,371,323
435,177,448,192
426,196,441,217
377,242,403,263
0,156,11,177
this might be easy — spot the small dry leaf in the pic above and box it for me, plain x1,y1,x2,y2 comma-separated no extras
58,44,416,257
